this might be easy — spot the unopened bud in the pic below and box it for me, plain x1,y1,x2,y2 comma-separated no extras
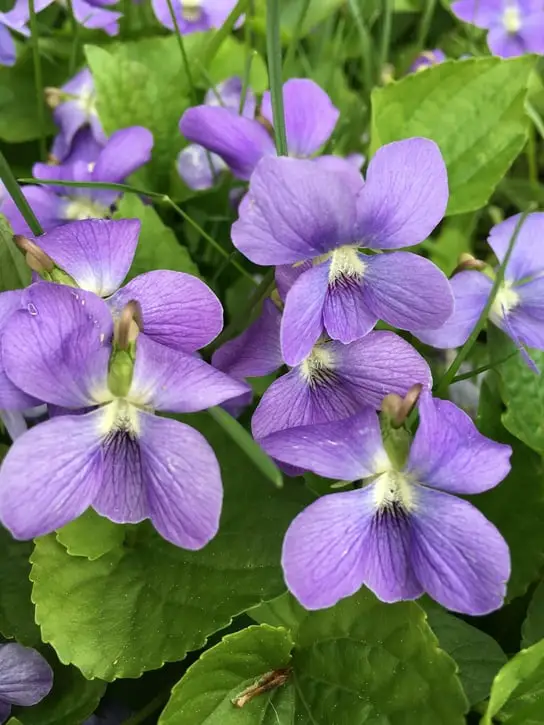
382,383,423,428
13,235,55,274
47,153,60,165
44,87,64,109
452,253,487,275
114,300,143,351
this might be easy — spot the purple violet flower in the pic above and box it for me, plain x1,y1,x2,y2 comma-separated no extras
451,0,544,57
151,0,241,33
0,282,248,547
0,6,29,67
409,48,447,72
1,126,153,235
0,643,53,722
178,77,256,191
10,0,121,36
46,67,106,161
231,138,454,366
260,391,512,615
415,213,544,367
180,78,343,181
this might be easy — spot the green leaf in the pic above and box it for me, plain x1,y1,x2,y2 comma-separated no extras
476,376,544,599
159,625,294,725
14,654,106,725
30,413,311,680
252,591,468,724
206,37,268,93
483,639,544,724
0,214,31,291
488,325,544,454
7,718,24,725
370,57,535,215
426,213,476,276
424,605,507,706
114,195,200,280
253,0,345,39
522,581,544,648
0,526,40,646
56,509,125,561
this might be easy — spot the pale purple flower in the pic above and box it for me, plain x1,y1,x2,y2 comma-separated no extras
10,0,121,36
151,0,240,33
451,0,544,57
178,77,255,190
48,68,106,161
1,126,153,234
0,282,247,547
260,391,512,615
232,138,454,366
0,643,53,722
415,213,544,366
0,6,29,67
180,78,342,181
409,49,447,72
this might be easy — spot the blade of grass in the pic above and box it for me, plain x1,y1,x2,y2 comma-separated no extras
29,0,47,161
283,0,311,77
239,0,255,113
378,0,393,80
1,158,43,236
347,0,374,93
66,0,80,75
208,406,283,488
434,205,536,397
450,351,519,384
416,0,437,52
19,176,257,284
266,0,288,156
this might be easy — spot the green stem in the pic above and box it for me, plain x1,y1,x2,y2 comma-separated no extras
66,0,80,75
239,0,255,113
165,0,198,106
1,157,43,236
266,0,288,156
20,177,257,284
378,0,393,81
450,351,519,384
121,691,169,725
29,0,47,161
347,0,374,93
283,0,311,77
416,0,437,51
201,0,249,68
526,100,544,141
434,206,536,397
527,122,538,187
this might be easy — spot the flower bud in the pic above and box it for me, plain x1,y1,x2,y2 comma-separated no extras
13,235,54,274
452,253,487,275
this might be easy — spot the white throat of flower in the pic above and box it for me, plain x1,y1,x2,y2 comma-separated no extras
77,87,98,119
371,461,416,514
63,196,110,221
181,0,202,21
327,246,367,285
299,343,335,385
489,280,520,325
503,2,522,33
98,398,141,438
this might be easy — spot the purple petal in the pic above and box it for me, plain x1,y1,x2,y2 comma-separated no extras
520,12,544,53
260,409,386,481
410,487,510,615
261,79,339,157
505,277,544,349
0,700,9,723
179,106,274,180
231,157,360,265
414,270,492,349
177,144,226,190
37,219,140,297
280,263,329,366
212,298,282,379
275,261,312,301
406,390,512,493
0,290,39,410
0,411,103,538
0,644,53,705
140,413,222,549
130,335,249,413
356,138,448,249
0,410,28,440
450,0,501,28
282,486,376,610
0,23,15,66
91,127,153,204
72,0,121,33
203,0,240,27
361,252,454,332
1,186,63,235
486,27,525,57
323,274,378,344
488,212,544,283
2,284,112,408
205,76,256,118
108,271,223,353
311,154,366,177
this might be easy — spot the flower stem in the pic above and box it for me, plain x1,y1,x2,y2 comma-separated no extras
347,0,374,94
29,0,47,161
283,0,311,77
416,0,437,52
378,0,393,81
266,0,288,156
434,205,536,397
66,0,80,76
0,155,43,236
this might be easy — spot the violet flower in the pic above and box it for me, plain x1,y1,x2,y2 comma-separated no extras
0,643,53,722
415,213,544,366
0,282,248,548
260,390,512,615
0,7,29,67
180,78,343,181
177,77,256,191
10,0,121,36
151,0,240,33
1,126,153,235
451,0,544,57
232,138,454,366
46,67,106,161
409,49,446,72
